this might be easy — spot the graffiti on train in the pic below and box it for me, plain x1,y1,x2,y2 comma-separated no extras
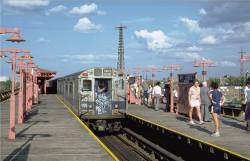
95,93,110,114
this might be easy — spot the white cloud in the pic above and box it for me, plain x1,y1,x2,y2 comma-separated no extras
199,35,217,45
3,0,50,9
134,30,172,51
45,5,67,16
97,10,106,16
179,17,201,32
220,61,237,67
73,17,103,33
173,52,202,62
122,17,154,24
69,3,98,15
186,45,203,52
61,54,116,64
199,8,207,15
37,37,50,43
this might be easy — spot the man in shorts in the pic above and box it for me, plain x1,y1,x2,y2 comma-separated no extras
188,80,204,125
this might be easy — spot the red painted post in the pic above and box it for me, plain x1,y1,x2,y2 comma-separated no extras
163,64,180,113
44,79,47,95
18,61,24,124
34,80,38,104
170,72,174,113
9,51,16,140
33,69,38,104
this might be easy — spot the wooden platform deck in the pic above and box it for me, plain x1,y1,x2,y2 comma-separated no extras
128,104,250,159
0,95,114,161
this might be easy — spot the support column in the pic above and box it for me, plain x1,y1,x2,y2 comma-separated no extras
18,64,24,124
44,79,47,95
9,53,16,140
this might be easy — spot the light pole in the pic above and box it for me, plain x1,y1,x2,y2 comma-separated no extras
17,53,33,124
194,59,215,81
163,64,181,113
0,48,29,140
0,28,25,42
25,61,37,111
0,27,25,140
148,67,160,87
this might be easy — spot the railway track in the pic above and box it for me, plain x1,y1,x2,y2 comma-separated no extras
97,127,184,161
100,133,152,161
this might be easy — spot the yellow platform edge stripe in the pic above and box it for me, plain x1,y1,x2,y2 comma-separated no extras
56,95,120,161
127,112,250,161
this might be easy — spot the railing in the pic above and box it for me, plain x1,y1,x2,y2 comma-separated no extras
0,89,19,102
221,104,245,120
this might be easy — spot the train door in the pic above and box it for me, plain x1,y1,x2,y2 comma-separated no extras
94,78,112,115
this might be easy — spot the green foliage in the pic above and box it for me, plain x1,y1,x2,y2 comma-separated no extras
0,80,12,92
208,77,221,86
224,76,244,86
208,76,245,86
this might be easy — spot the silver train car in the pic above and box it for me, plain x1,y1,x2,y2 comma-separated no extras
57,67,127,131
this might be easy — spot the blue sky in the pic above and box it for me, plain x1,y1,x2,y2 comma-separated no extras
1,0,250,80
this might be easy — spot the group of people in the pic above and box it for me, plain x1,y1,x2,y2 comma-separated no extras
188,80,250,137
133,79,250,136
188,80,224,137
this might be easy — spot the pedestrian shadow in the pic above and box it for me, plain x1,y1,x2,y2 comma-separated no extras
3,133,52,161
188,125,212,134
221,118,246,130
176,115,188,122
176,116,212,134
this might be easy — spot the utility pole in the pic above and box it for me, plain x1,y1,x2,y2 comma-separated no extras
194,59,215,81
116,25,126,76
148,67,160,87
240,49,250,79
163,64,181,113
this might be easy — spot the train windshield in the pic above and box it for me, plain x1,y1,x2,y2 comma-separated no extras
82,80,91,91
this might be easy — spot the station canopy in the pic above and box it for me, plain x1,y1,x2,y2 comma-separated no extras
36,68,56,79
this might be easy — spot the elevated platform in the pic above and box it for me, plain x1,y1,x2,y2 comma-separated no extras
127,104,250,160
0,95,114,161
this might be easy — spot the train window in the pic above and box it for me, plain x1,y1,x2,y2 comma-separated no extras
121,79,124,89
94,68,102,76
65,84,68,94
82,80,91,91
69,82,73,93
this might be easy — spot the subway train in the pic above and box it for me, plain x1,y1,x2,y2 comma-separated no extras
56,67,127,131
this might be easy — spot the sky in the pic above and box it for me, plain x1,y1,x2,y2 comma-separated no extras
1,0,250,80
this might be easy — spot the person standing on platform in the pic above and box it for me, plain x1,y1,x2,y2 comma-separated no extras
173,88,179,114
152,82,162,111
148,85,153,107
164,80,171,112
244,81,250,131
141,80,149,105
188,80,204,125
200,81,211,122
209,81,224,137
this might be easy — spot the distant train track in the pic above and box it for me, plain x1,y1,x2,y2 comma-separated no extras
0,89,19,102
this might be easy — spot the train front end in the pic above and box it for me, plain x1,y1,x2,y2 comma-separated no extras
79,68,126,131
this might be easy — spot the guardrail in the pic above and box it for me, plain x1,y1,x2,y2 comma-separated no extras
0,89,19,102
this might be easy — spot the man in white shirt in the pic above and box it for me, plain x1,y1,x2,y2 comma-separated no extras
152,82,162,111
244,81,250,130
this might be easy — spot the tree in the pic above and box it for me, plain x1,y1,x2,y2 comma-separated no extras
208,77,220,86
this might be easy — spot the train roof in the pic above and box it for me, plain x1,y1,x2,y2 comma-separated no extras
55,67,116,80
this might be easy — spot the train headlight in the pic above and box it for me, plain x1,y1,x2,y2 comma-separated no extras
88,104,93,109
115,104,118,109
